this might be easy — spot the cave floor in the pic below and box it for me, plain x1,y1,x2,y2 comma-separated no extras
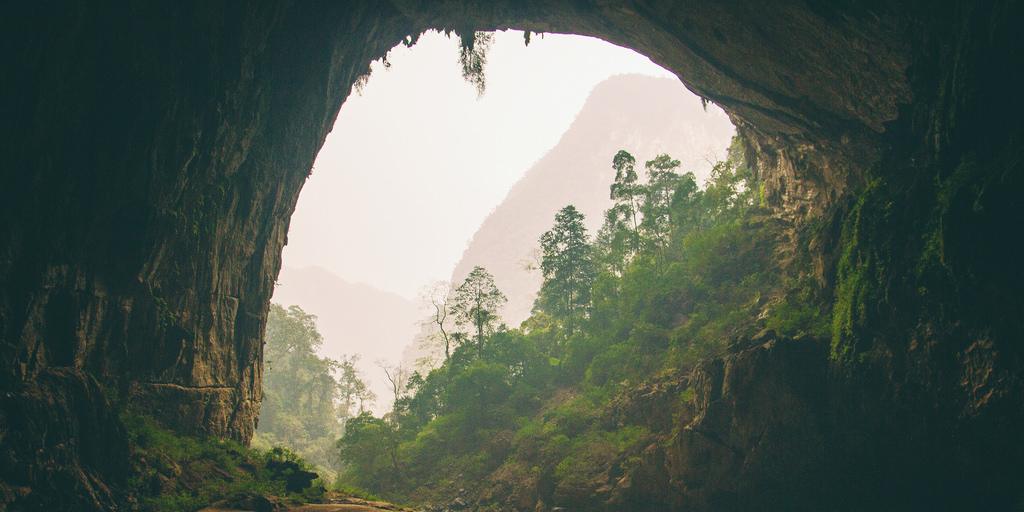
197,493,414,512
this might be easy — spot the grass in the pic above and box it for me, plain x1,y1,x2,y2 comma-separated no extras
123,412,324,511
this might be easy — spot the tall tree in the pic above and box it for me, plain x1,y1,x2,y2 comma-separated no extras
257,304,372,473
640,154,685,251
536,205,595,335
337,355,375,416
450,266,507,355
608,150,643,254
378,361,411,415
421,281,456,362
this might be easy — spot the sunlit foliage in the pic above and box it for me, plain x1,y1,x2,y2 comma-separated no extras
326,136,829,504
254,304,373,476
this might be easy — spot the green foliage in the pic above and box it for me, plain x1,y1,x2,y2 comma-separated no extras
765,275,831,338
604,149,643,258
257,304,373,476
830,179,889,360
330,136,830,506
639,154,686,250
458,31,494,95
537,205,596,336
553,427,648,493
335,412,402,491
450,266,507,354
921,158,976,271
681,386,697,404
124,413,322,511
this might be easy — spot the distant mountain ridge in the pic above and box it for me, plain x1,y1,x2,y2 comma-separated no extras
271,265,420,413
450,74,735,325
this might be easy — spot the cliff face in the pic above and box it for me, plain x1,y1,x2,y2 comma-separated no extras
1,3,417,507
1,1,1022,510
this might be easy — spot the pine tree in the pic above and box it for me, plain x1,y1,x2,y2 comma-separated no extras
536,205,595,335
640,154,684,251
608,150,643,254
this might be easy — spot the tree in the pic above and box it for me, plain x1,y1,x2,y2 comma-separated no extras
445,361,512,434
337,412,402,489
378,361,411,415
257,304,372,474
421,281,456,362
608,150,643,254
450,266,507,355
330,140,779,504
337,355,375,418
640,154,684,251
536,205,595,335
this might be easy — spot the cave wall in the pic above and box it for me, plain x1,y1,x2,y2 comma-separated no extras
1,0,1022,509
1,2,418,507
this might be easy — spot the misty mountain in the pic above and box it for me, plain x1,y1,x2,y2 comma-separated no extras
450,74,735,325
271,265,420,412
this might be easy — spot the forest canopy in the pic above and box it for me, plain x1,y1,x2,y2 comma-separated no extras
254,304,374,477
318,137,829,504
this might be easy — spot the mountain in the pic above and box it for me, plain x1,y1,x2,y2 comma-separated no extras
449,74,735,325
271,265,420,413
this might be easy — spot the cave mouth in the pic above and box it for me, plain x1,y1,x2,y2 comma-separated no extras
259,28,773,494
4,1,892,448
267,28,736,417
3,2,1022,510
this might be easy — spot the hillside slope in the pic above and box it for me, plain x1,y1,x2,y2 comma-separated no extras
450,74,734,324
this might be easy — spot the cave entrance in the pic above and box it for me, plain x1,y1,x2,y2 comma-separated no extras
258,29,737,475
14,3,1018,510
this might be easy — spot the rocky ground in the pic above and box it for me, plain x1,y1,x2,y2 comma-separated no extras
198,492,416,512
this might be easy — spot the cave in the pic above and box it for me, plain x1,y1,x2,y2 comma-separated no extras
1,1,1022,510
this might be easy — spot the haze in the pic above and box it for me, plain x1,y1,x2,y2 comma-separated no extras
280,30,675,299
274,31,732,412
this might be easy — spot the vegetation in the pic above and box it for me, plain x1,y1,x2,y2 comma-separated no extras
329,136,829,505
151,133,834,508
253,304,374,478
537,205,595,336
450,266,507,356
123,304,381,510
458,31,495,95
124,413,324,511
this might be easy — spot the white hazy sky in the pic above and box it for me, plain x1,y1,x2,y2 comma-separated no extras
282,30,676,299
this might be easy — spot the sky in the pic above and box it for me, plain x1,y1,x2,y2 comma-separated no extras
280,30,676,299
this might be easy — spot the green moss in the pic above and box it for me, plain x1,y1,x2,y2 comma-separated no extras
680,386,697,404
830,178,887,361
764,274,831,339
917,157,979,280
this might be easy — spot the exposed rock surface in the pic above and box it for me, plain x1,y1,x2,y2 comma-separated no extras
0,368,127,510
1,0,1022,510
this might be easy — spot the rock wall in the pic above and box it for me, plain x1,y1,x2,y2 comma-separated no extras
1,0,1021,509
1,2,418,507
